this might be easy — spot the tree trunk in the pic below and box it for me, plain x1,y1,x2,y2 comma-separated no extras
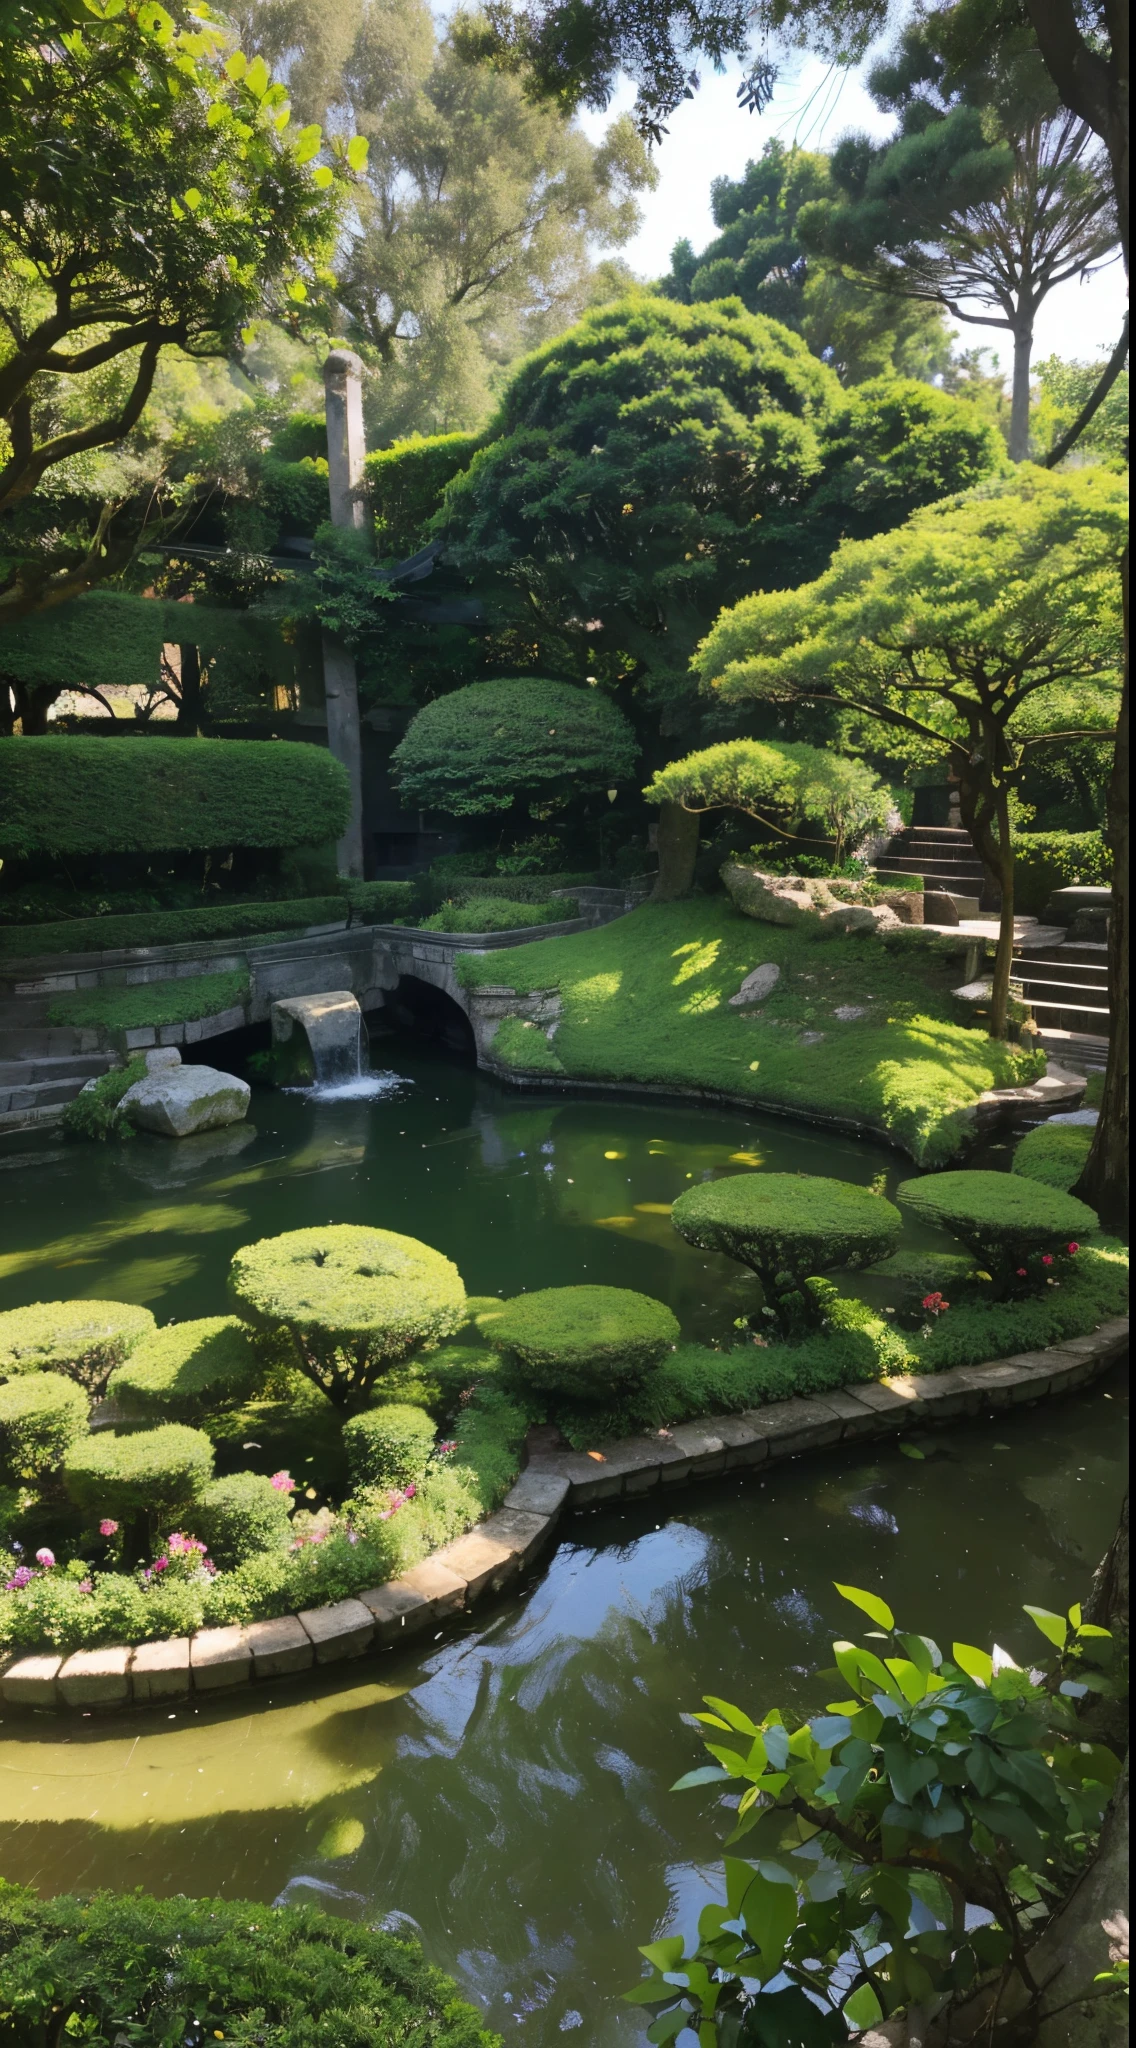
175,643,203,732
1085,1490,1128,1636
13,678,55,734
988,780,1016,1039
1009,319,1034,460
651,800,700,900
1074,591,1128,1232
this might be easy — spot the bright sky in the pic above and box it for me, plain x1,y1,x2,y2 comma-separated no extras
579,55,1128,374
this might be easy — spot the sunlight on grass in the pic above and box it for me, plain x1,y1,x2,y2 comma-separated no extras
0,1202,248,1281
574,971,622,1004
671,938,721,985
680,989,722,1016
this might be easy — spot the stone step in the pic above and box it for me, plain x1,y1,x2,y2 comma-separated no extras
0,1075,93,1113
1037,1028,1109,1072
0,1052,114,1085
0,1025,98,1059
890,827,974,843
1013,958,1111,991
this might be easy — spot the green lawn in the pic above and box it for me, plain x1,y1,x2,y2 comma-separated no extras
458,899,1042,1165
48,969,250,1032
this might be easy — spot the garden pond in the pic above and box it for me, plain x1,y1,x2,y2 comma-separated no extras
0,1041,1127,2043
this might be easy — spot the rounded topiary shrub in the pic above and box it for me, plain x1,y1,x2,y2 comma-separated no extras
0,1300,156,1393
671,1173,901,1331
0,1372,89,1478
191,1471,293,1568
896,1170,1098,1288
63,1424,214,1539
487,1285,679,1399
343,1403,437,1491
107,1316,262,1421
1011,1123,1094,1194
228,1225,467,1410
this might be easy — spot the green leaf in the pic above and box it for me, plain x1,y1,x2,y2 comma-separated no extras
640,1937,687,1972
703,1697,761,1736
899,1441,925,1459
672,1765,731,1791
843,1983,883,2028
245,53,268,96
952,1641,993,1685
647,2010,689,2043
312,164,334,189
835,1584,895,1630
182,186,202,211
294,122,321,164
1023,1605,1068,1649
346,133,369,170
623,1979,670,2005
224,49,246,79
740,1872,799,1977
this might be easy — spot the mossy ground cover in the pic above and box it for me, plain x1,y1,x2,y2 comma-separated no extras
48,969,249,1032
459,900,1040,1164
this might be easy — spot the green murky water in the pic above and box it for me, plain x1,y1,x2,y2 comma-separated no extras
0,1043,1124,2041
0,1373,1125,2043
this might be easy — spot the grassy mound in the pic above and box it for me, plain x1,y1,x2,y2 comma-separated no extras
488,1284,679,1397
48,970,249,1032
458,899,1041,1163
1012,1122,1094,1192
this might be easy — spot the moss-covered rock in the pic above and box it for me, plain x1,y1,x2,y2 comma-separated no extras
672,1172,901,1331
0,1373,89,1478
107,1317,262,1421
487,1284,679,1398
0,1300,156,1394
228,1225,467,1410
343,1403,436,1491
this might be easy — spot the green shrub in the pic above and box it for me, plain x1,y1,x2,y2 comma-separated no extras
63,1424,214,1534
344,879,418,924
2,897,343,961
0,739,351,860
1012,1122,1094,1192
191,1470,293,1568
368,428,482,555
343,1403,437,1490
1012,830,1109,916
896,1170,1098,1289
0,1299,156,1393
107,1317,263,1421
49,970,249,1032
391,678,639,817
1084,1071,1105,1108
864,1249,978,1316
909,1236,1127,1368
487,1285,679,1399
61,1057,146,1142
0,1882,499,2048
421,895,577,933
868,869,923,892
446,873,596,903
229,1224,467,1410
671,1173,901,1332
0,1373,88,1478
491,1015,565,1073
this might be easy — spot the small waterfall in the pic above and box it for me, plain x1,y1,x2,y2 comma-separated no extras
270,992,402,1100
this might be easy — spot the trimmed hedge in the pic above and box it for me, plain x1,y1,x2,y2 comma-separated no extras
391,679,639,817
671,1173,901,1331
1,895,344,961
0,1882,500,2048
487,1285,679,1398
368,428,482,556
0,1373,89,1478
192,1470,293,1567
344,879,417,924
0,1299,156,1393
63,1424,215,1526
343,1402,437,1490
49,970,249,1032
108,1317,263,1421
229,1225,467,1410
421,896,578,934
0,738,351,859
1012,1122,1094,1192
896,1169,1098,1284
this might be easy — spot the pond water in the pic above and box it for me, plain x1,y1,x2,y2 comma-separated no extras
0,1037,1121,2043
0,1370,1125,2044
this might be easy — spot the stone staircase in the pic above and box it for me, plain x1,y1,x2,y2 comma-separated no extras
0,1049,120,1131
875,826,992,915
1011,938,1111,1061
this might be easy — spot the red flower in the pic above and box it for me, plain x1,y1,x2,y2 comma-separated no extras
1067,1242,1080,1255
1017,1268,1028,1277
1041,1254,1054,1267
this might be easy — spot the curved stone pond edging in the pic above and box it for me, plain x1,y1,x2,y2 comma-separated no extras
1,1317,1127,1715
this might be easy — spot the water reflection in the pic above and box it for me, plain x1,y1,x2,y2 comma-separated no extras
0,1374,1125,2044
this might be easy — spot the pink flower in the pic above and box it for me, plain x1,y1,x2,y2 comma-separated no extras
78,1580,93,1594
1017,1268,1028,1277
1067,1242,1080,1255
1041,1254,1054,1267
270,1470,296,1493
99,1519,119,1537
5,1566,36,1591
35,1548,55,1569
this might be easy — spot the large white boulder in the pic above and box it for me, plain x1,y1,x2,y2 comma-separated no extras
121,1063,250,1139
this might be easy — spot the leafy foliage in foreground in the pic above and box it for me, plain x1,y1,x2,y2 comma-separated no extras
626,1586,1121,2043
0,1883,499,2046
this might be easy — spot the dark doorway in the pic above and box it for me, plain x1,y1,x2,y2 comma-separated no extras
377,975,476,1059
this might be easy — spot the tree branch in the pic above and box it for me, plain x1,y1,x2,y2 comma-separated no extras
1043,314,1130,467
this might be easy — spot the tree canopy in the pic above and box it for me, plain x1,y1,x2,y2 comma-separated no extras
390,676,639,814
645,739,891,861
660,138,953,386
0,0,352,622
696,464,1125,1033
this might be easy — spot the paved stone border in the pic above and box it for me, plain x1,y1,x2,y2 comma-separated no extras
1,1319,1126,1714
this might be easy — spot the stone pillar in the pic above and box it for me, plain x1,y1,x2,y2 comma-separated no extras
322,348,367,877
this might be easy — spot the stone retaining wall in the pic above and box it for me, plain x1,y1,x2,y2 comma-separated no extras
1,1318,1126,1715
